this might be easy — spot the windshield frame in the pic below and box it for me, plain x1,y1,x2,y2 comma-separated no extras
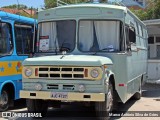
36,19,76,54
77,19,124,53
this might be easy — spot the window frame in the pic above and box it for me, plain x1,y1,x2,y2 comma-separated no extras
148,36,154,44
14,22,34,56
36,20,76,53
0,21,13,56
125,24,136,45
77,19,124,53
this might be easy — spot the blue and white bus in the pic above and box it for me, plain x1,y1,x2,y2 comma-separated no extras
0,11,36,111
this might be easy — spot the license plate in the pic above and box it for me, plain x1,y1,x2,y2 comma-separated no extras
51,92,68,99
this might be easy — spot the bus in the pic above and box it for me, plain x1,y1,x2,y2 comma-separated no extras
20,1,148,119
0,11,36,111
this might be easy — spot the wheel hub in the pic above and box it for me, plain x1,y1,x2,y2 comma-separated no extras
0,91,8,106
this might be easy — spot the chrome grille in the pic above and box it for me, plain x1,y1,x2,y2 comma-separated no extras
38,67,84,79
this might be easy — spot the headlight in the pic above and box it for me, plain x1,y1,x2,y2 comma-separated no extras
90,69,99,78
25,68,32,77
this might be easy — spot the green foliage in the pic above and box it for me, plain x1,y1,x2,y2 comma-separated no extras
44,0,57,9
131,9,150,20
131,0,160,20
152,0,160,19
2,4,28,9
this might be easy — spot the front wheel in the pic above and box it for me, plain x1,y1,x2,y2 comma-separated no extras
0,89,9,111
26,99,48,118
95,82,114,120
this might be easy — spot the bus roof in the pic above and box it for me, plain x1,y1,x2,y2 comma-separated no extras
38,3,145,27
54,3,127,11
0,11,36,24
38,3,127,22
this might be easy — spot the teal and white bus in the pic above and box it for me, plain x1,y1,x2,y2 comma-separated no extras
20,1,148,119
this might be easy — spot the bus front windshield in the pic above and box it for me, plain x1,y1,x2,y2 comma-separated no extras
37,20,76,53
78,20,121,52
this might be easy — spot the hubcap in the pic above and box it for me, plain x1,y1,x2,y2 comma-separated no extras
107,89,113,111
0,91,8,106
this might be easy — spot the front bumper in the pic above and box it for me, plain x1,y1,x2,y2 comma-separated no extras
20,90,105,102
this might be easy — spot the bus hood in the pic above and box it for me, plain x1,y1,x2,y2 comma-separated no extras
23,55,113,66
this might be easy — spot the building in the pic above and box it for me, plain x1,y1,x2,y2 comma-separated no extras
0,8,36,16
143,19,160,81
133,0,146,7
0,8,19,14
121,0,145,9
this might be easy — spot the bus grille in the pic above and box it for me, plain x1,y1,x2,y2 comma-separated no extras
38,67,84,79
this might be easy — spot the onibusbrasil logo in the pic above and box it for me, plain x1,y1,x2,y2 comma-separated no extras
2,112,42,118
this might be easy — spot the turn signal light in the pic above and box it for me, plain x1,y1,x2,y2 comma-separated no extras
84,69,88,77
35,68,38,76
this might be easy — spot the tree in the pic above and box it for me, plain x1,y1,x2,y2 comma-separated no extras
2,4,28,9
44,0,57,9
151,0,160,19
131,0,160,20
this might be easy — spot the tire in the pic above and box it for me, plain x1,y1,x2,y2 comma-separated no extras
26,99,48,118
0,89,10,111
132,80,142,100
95,82,115,120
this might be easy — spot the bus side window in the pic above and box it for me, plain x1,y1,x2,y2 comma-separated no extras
129,26,136,44
15,23,33,55
0,22,13,55
125,25,136,51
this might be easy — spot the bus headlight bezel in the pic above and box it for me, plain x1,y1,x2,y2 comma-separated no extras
24,68,33,77
90,68,99,78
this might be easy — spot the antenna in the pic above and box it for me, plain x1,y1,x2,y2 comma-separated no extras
17,0,19,10
16,0,21,20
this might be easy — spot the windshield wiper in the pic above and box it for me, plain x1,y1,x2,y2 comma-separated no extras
59,39,70,52
54,36,58,55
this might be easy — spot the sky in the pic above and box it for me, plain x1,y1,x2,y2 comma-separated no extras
0,0,44,8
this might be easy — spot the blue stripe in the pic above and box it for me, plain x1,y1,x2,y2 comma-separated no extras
0,74,22,100
0,56,28,61
0,11,36,24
